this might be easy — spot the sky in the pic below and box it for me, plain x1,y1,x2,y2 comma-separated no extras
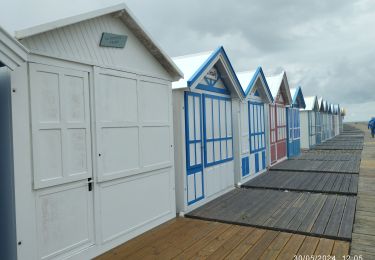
1,0,374,121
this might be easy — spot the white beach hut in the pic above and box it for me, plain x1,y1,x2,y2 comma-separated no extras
300,96,319,149
235,67,273,185
172,47,244,214
0,4,183,260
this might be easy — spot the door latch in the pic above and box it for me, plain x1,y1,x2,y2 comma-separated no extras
88,178,93,192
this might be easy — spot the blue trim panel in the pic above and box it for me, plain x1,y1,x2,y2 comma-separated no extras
244,66,274,103
187,46,245,97
184,91,205,205
196,83,230,95
291,86,306,109
202,94,234,168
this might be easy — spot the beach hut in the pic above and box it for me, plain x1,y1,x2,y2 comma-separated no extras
287,87,306,157
300,96,319,149
235,67,273,185
340,107,346,132
328,103,334,138
266,71,292,165
319,98,329,141
0,4,183,260
334,104,341,136
172,47,244,213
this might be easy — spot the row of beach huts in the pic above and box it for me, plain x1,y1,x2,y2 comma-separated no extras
0,4,346,260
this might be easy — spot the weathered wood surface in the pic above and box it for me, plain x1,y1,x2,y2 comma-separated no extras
95,218,349,260
243,171,358,195
186,189,356,241
270,159,361,174
350,123,375,258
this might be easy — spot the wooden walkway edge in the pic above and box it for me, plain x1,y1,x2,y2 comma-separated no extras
350,123,375,258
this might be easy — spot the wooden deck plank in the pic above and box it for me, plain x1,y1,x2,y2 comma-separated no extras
241,230,279,260
223,228,266,259
205,227,255,260
297,236,320,255
314,238,335,255
276,234,305,259
259,232,292,260
338,196,357,239
324,196,347,237
331,241,350,258
183,225,243,259
311,195,336,235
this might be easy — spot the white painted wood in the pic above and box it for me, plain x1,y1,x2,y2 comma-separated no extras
29,63,92,189
5,6,179,258
300,111,309,149
20,14,172,81
94,68,172,182
0,27,28,70
35,181,94,260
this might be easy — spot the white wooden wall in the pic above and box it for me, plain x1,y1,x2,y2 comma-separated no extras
300,111,309,149
20,14,171,80
11,13,177,259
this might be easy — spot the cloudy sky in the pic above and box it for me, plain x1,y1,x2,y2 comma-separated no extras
1,0,374,121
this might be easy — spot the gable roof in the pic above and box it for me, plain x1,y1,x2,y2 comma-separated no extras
14,4,183,80
302,96,319,111
290,86,306,108
266,71,292,105
236,67,273,103
172,46,244,99
0,27,28,70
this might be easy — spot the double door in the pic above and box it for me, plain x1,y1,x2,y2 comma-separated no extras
269,104,287,164
287,108,301,157
184,92,233,206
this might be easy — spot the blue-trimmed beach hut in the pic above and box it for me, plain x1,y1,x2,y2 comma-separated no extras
235,67,273,185
172,47,244,213
287,87,306,157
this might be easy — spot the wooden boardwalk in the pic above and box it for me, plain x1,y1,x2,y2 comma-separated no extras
94,124,368,259
186,189,356,241
95,218,350,260
350,123,375,258
243,171,358,195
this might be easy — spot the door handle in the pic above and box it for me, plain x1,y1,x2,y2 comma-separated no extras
88,178,93,192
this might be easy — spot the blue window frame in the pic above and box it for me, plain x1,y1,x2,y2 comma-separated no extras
249,101,266,153
184,92,204,205
203,94,233,167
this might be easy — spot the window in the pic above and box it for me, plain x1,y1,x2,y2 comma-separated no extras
249,102,266,153
203,94,233,166
276,105,286,141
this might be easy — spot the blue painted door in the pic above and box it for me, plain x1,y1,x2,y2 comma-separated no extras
184,92,204,205
249,101,266,174
287,108,301,158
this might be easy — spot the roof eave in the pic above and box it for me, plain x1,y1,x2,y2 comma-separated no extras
14,3,183,80
0,27,28,70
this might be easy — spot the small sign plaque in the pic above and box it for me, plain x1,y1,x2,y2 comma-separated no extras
100,33,127,48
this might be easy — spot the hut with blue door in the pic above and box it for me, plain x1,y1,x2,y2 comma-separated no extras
234,67,273,185
172,47,244,213
300,96,320,149
287,87,306,157
266,71,293,166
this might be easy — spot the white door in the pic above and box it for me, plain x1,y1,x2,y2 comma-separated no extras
30,63,94,260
